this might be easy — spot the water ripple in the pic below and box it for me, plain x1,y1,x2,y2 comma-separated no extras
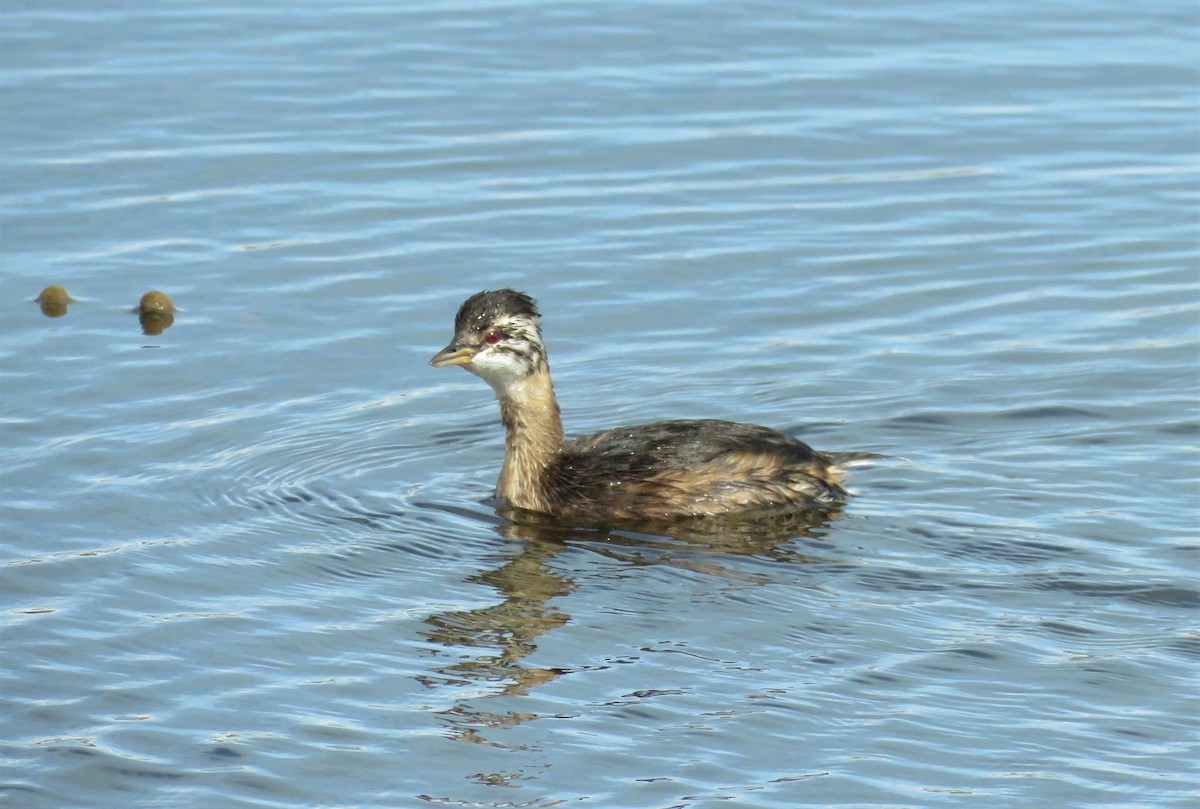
3,1,1196,807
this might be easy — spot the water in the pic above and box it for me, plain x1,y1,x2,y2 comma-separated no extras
2,1,1197,807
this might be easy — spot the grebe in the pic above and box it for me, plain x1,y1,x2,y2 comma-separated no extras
430,289,849,522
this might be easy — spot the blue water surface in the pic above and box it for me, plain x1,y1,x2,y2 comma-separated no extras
2,1,1197,807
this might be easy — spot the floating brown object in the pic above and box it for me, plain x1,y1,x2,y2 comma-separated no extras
36,284,74,318
37,284,73,304
136,290,176,335
139,312,174,336
137,290,176,315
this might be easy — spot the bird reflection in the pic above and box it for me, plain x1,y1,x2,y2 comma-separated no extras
417,526,574,701
420,505,841,745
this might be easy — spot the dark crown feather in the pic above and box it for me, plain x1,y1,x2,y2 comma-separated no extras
454,289,540,334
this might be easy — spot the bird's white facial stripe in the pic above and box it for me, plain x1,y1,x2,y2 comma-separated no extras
489,315,538,341
467,347,535,393
461,314,545,392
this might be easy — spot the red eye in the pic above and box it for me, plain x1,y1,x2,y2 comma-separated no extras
484,330,502,345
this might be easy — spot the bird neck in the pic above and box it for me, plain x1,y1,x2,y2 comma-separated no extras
495,361,565,511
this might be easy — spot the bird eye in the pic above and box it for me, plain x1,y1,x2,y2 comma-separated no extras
484,330,503,345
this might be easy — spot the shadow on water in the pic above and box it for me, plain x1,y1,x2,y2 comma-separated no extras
416,504,843,746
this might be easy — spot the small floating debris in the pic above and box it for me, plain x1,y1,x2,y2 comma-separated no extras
137,290,175,315
35,284,74,318
136,290,176,335
36,284,72,304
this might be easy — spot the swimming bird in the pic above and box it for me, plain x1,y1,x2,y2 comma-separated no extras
430,289,849,522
